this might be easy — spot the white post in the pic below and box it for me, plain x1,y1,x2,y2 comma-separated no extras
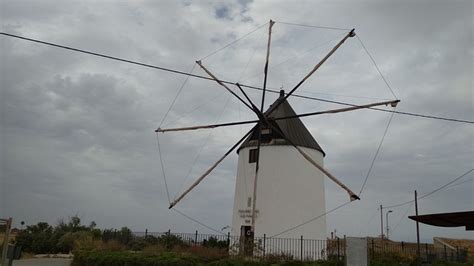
1,217,12,266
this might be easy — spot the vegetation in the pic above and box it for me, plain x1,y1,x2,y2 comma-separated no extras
10,217,471,265
14,216,132,254
72,250,345,266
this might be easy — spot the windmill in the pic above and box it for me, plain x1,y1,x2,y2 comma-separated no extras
156,20,399,241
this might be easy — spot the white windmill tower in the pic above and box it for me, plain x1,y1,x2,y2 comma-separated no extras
231,89,328,240
157,20,399,255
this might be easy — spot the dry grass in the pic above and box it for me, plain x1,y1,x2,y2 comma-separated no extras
173,245,229,261
0,232,17,245
142,244,166,255
437,237,474,261
98,240,127,251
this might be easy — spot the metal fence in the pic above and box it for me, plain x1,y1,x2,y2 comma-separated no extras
133,231,468,263
134,231,343,261
367,238,468,263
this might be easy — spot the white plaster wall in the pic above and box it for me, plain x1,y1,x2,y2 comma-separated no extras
231,145,327,241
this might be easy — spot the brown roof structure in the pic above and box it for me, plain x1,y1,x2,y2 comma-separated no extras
237,90,325,156
409,211,474,231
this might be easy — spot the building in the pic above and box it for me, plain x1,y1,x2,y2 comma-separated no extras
231,90,327,242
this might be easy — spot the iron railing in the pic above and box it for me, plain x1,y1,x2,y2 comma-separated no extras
367,238,468,263
134,231,343,262
133,231,468,263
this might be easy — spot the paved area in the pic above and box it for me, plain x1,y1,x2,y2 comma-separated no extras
12,258,72,266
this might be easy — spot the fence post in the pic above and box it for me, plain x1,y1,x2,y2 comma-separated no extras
371,239,375,258
195,230,198,245
337,237,340,261
425,243,428,260
227,232,230,251
444,244,447,261
145,228,148,239
300,235,303,261
344,235,346,259
263,234,266,258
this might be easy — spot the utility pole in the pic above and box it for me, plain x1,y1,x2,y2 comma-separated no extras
415,190,421,259
380,204,383,240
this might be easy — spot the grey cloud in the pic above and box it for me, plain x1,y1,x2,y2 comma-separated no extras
1,0,472,242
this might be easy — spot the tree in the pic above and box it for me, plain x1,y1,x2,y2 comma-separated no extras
15,222,56,253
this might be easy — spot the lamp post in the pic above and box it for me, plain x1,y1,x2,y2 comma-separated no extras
386,210,393,240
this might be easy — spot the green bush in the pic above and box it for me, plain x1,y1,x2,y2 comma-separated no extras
202,237,229,249
15,222,57,254
15,216,102,254
72,250,200,266
157,234,188,250
101,227,134,247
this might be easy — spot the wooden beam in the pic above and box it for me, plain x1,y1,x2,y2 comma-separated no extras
169,126,255,209
156,99,399,133
156,119,257,133
274,99,399,120
196,60,254,112
267,29,356,115
293,144,360,201
236,83,266,121
264,120,360,201
260,20,275,112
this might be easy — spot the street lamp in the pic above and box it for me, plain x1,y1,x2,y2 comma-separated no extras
386,210,393,239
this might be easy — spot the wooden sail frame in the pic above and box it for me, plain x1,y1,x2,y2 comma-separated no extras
158,21,399,233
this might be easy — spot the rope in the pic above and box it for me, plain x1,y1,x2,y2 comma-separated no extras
162,91,227,128
156,134,171,204
383,168,474,209
298,89,390,101
173,94,233,200
2,32,473,124
200,22,268,61
356,35,398,99
158,63,196,127
270,201,352,238
237,44,258,83
155,64,197,205
172,208,225,235
358,107,396,196
239,32,346,83
276,21,351,31
445,177,473,189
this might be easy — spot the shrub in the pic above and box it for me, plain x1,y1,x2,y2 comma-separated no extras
142,244,166,255
15,222,57,254
202,237,229,249
175,245,229,262
101,227,134,247
157,234,188,250
15,216,102,254
100,239,127,251
130,236,160,251
72,250,200,266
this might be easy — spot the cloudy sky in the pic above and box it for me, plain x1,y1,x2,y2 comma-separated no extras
1,0,472,242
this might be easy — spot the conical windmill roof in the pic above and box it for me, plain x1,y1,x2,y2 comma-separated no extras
237,90,325,156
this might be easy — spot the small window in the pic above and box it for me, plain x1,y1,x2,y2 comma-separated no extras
249,149,258,163
261,128,271,135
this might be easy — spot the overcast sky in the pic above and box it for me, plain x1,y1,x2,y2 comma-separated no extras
1,0,473,243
